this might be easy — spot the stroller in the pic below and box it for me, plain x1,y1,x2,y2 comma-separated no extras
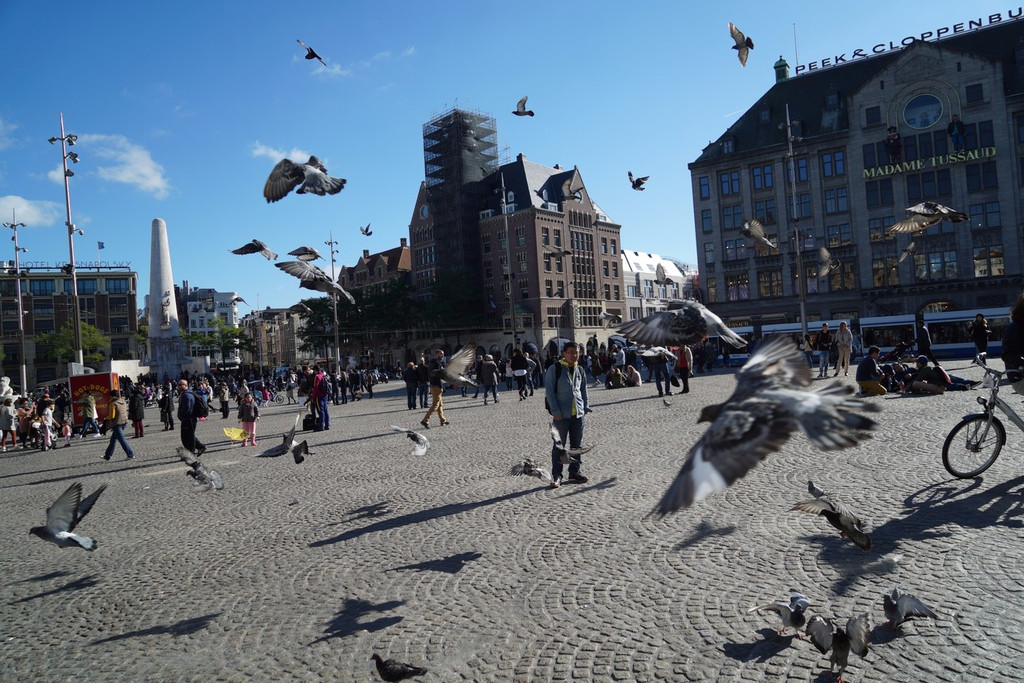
880,340,914,363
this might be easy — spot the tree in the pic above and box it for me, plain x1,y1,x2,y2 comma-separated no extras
181,318,255,359
295,296,338,357
36,322,110,367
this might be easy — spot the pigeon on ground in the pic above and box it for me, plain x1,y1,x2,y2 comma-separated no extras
806,614,870,683
289,302,313,315
561,177,582,202
628,171,648,191
807,480,830,499
663,398,672,407
288,246,323,262
360,223,372,236
655,262,673,285
257,413,313,464
816,247,841,278
887,202,969,233
883,587,937,628
729,22,754,67
748,590,811,636
275,260,356,304
296,39,327,67
512,96,534,117
618,300,748,349
231,239,278,261
898,240,917,264
371,653,427,681
741,219,777,251
390,425,430,456
263,156,346,203
652,337,879,515
29,482,107,551
509,458,553,483
441,344,478,387
792,497,872,551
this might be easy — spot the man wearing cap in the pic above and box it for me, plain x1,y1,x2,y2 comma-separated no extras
907,355,949,395
476,354,499,405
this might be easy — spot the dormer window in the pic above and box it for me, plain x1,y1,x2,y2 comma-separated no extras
825,91,839,108
759,107,770,122
721,138,735,154
541,188,548,201
507,191,515,203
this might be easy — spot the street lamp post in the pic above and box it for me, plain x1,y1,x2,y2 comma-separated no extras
784,104,809,341
497,172,520,350
325,232,341,371
4,212,28,395
49,113,84,366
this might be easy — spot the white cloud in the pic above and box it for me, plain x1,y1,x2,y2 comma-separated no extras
0,195,63,226
0,117,17,151
251,141,311,162
75,134,171,199
401,45,416,58
372,50,392,61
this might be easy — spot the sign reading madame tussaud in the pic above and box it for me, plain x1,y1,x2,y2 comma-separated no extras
862,146,996,178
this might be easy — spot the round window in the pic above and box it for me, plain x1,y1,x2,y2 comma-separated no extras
903,94,943,130
419,205,428,219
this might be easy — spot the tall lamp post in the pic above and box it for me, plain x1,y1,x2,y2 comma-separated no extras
325,232,342,371
4,212,28,395
497,172,520,350
48,113,84,366
783,104,809,340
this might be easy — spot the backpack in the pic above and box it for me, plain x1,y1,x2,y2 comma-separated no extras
543,363,564,415
192,393,210,419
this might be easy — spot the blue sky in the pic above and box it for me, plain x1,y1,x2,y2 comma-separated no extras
0,0,1006,311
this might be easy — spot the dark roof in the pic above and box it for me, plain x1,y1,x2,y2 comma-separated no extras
690,20,1024,167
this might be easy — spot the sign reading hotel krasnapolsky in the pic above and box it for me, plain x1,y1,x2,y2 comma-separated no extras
863,147,996,178
795,10,1022,75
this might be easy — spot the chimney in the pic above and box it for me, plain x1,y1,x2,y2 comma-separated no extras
400,237,407,247
363,249,370,259
774,55,790,83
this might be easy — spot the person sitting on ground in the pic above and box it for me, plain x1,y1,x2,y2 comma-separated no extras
605,365,625,389
904,355,949,395
856,346,887,396
624,364,642,387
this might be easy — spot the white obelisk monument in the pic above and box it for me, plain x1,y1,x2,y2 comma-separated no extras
146,218,187,380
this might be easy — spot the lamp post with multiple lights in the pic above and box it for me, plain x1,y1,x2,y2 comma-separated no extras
783,104,809,341
497,172,521,350
48,113,84,366
3,212,28,395
325,232,342,371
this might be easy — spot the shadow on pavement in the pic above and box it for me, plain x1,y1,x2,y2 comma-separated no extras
387,551,484,574
9,570,73,584
311,598,405,643
11,575,99,604
91,613,222,644
0,457,178,490
310,489,536,547
722,627,796,662
565,477,618,497
673,520,738,551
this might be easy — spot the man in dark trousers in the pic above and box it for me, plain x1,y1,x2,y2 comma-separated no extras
916,320,940,367
177,379,206,456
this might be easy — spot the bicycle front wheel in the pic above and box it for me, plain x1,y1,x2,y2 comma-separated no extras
942,414,1005,478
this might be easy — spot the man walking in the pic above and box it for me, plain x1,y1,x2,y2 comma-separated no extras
544,341,592,489
177,379,206,456
421,348,450,428
815,323,834,378
102,389,135,460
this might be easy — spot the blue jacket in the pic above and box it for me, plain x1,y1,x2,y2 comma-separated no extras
544,360,589,419
177,390,196,421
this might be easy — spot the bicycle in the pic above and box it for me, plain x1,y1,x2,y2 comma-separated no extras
941,359,1024,478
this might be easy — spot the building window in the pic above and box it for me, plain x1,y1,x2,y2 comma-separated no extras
968,202,1001,229
516,225,526,246
612,262,618,278
553,229,562,247
482,234,491,254
753,199,776,225
602,261,609,277
724,239,748,260
725,273,749,301
701,209,713,233
722,204,744,229
106,278,130,294
965,83,983,103
865,106,881,125
719,170,740,196
613,285,620,300
698,176,710,200
751,164,773,190
541,228,549,246
33,299,54,316
963,120,994,148
484,262,493,279
610,239,617,255
965,162,998,191
785,157,808,183
796,227,815,251
826,223,852,247
721,139,735,154
34,319,55,334
707,277,717,303
785,193,812,220
543,255,551,273
704,243,715,264
906,169,951,202
601,237,607,254
872,257,899,287
974,245,1004,277
821,150,845,177
914,250,958,281
868,216,895,242
758,270,782,297
865,179,894,207
824,187,849,214
862,141,888,169
29,279,55,296
829,262,856,291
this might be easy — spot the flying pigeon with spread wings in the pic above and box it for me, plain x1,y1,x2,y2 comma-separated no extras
618,300,748,348
263,156,346,203
231,239,278,261
651,337,879,514
29,482,107,551
883,587,937,628
508,458,553,483
792,496,872,551
561,177,582,202
360,223,372,236
512,96,534,117
390,425,430,456
288,246,323,262
257,413,313,464
655,262,673,285
898,240,917,264
816,247,841,278
888,202,968,233
440,344,478,387
275,260,356,304
628,171,649,191
748,590,811,637
741,219,777,251
296,39,327,67
806,613,870,683
729,22,754,66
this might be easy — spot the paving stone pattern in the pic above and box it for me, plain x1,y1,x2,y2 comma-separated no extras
1,361,1022,681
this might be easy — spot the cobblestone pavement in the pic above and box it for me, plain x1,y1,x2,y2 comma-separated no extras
2,361,1023,682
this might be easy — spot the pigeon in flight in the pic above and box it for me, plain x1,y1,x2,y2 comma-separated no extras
651,337,879,515
296,39,327,67
289,302,313,315
618,300,748,349
231,239,278,261
549,421,595,463
807,480,830,499
263,156,346,203
257,413,313,464
543,244,572,258
628,171,649,191
178,447,223,491
360,223,372,236
390,425,430,456
598,311,621,328
508,458,553,483
275,260,356,304
371,653,427,681
887,202,969,234
898,240,917,264
561,177,582,202
883,587,937,628
655,262,673,285
816,247,841,278
729,22,754,67
805,613,870,683
512,96,534,117
29,482,107,551
792,496,872,551
440,344,478,387
231,296,247,305
741,219,777,251
748,590,811,637
288,246,323,262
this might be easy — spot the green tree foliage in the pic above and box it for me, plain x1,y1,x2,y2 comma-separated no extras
36,321,110,367
182,317,255,357
295,296,338,356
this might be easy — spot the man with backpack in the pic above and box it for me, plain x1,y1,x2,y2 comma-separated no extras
177,379,207,456
544,341,592,489
310,365,331,431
